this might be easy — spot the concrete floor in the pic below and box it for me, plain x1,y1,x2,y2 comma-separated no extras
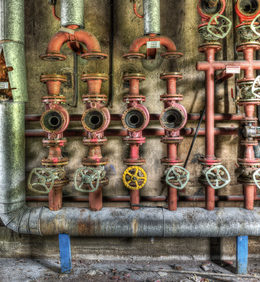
0,258,260,282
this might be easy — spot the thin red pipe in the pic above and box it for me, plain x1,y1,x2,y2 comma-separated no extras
25,127,239,138
133,2,144,18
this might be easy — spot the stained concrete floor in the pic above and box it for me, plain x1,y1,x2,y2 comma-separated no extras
0,258,260,282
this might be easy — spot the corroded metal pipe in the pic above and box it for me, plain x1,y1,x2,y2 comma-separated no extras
143,0,160,35
60,0,84,28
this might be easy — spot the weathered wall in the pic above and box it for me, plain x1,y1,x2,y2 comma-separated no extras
0,0,260,260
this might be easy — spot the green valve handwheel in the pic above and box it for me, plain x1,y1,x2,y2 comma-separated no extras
207,13,232,39
253,168,260,189
251,14,260,37
74,166,106,193
165,166,190,190
205,165,231,189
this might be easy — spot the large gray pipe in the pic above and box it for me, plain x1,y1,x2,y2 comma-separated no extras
0,0,27,102
143,0,160,35
61,0,84,29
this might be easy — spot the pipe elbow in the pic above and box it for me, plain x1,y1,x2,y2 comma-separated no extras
128,36,149,53
159,36,177,52
75,30,101,52
40,32,69,61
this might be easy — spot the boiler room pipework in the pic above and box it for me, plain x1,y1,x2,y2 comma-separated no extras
74,74,110,211
121,73,149,210
159,73,189,211
124,0,182,60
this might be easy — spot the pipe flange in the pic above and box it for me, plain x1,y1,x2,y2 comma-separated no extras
199,42,222,52
123,52,146,60
238,99,260,105
161,51,183,60
236,23,260,42
123,136,146,145
235,0,260,23
41,96,67,104
40,106,70,134
40,53,67,61
160,94,183,102
123,95,146,103
42,138,67,147
81,52,108,60
198,25,223,42
40,74,67,83
240,139,258,146
161,158,183,166
82,94,108,104
123,73,146,81
83,137,107,146
122,106,150,132
199,158,221,166
81,73,108,82
161,136,183,144
160,72,183,80
197,0,225,21
236,42,260,52
124,158,146,166
41,158,69,167
82,157,108,166
160,105,187,132
81,108,110,133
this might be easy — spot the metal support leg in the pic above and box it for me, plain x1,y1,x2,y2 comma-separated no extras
236,236,248,274
59,234,72,273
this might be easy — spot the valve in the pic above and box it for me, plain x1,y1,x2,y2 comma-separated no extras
122,166,147,190
251,14,260,37
74,166,106,193
252,75,260,99
160,105,187,132
236,0,260,23
165,166,190,190
207,13,232,39
204,165,231,189
28,167,65,194
253,168,260,189
82,108,110,133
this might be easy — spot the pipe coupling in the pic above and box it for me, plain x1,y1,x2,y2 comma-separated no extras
82,107,110,133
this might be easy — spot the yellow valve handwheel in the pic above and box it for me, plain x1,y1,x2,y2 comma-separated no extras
122,166,147,190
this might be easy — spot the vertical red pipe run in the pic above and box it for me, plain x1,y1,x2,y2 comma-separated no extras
130,144,140,210
205,48,216,210
168,144,178,211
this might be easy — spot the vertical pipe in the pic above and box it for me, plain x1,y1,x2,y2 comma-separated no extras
168,186,177,211
143,0,161,35
89,187,103,211
49,186,63,211
60,0,84,29
236,236,248,274
244,184,255,210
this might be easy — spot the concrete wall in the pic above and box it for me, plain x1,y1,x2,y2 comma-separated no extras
0,0,260,260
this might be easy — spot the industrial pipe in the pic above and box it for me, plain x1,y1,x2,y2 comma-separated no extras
60,0,84,28
143,0,160,35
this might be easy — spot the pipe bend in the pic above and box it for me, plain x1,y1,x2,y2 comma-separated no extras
129,36,149,53
46,31,70,54
158,36,177,52
75,30,102,52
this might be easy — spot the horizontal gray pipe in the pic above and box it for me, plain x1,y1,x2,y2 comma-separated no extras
61,0,84,29
143,0,160,35
3,205,260,237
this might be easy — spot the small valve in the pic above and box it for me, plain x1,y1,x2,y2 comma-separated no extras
74,166,106,193
165,166,190,190
207,13,232,39
204,165,231,189
252,75,260,99
122,166,147,190
251,14,260,37
253,168,260,189
28,167,65,194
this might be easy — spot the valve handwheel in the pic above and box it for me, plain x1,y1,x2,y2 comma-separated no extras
253,168,260,189
123,166,147,190
207,13,232,39
205,165,231,189
28,167,57,194
252,75,260,99
74,166,106,193
166,166,190,190
251,14,260,37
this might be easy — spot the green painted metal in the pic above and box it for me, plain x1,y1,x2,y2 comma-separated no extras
165,166,190,190
207,13,232,39
205,165,231,189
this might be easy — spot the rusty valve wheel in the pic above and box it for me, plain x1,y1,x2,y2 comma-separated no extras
165,166,190,190
74,166,106,193
28,167,66,194
204,165,231,189
122,166,147,190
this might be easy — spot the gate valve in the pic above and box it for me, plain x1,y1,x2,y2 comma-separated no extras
74,166,106,193
251,14,260,37
165,166,190,190
28,167,65,194
122,166,147,190
252,75,260,99
204,165,231,189
253,168,260,189
207,13,232,39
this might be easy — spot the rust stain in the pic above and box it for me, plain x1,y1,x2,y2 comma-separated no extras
132,218,138,236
